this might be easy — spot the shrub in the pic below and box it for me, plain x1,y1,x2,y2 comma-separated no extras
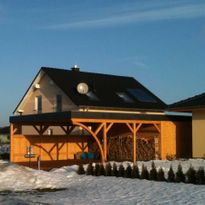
186,165,196,184
94,163,100,176
105,162,112,176
86,163,94,175
157,167,166,181
140,164,149,180
167,165,175,182
124,164,132,178
112,163,118,177
131,163,140,178
99,164,105,176
175,164,185,183
196,167,205,185
77,164,85,175
149,161,157,181
118,164,125,177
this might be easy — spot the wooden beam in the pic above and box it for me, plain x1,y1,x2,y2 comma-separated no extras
103,124,107,161
60,125,75,135
106,122,114,133
72,121,105,162
10,123,14,162
133,123,142,162
126,123,134,133
94,123,105,135
153,123,161,133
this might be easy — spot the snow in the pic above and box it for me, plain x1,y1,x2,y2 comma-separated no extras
0,159,205,204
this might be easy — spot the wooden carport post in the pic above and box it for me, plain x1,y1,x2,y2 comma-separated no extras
103,122,113,161
126,122,142,162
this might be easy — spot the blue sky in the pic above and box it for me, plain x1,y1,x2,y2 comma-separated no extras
0,0,205,126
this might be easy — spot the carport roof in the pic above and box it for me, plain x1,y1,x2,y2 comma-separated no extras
10,111,191,125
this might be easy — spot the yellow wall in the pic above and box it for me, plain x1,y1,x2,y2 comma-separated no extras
192,110,205,157
160,121,192,159
11,134,89,163
161,121,176,159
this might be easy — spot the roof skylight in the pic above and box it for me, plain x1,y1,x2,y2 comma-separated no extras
116,92,134,103
127,88,157,103
86,91,99,101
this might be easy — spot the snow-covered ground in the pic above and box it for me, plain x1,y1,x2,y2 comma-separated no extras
0,159,205,204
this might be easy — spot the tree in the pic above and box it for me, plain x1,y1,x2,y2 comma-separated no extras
157,167,166,181
124,164,132,178
167,165,175,182
99,163,105,176
105,162,112,176
149,161,157,181
86,163,94,175
94,163,100,176
112,163,118,177
131,163,140,179
140,164,149,180
77,164,85,175
196,167,205,185
186,165,196,184
175,164,185,183
118,164,125,177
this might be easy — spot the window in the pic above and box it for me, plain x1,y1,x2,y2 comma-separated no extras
56,95,62,112
116,92,134,103
86,91,99,101
127,88,157,103
35,96,42,113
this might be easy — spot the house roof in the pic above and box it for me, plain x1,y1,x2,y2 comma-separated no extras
40,67,166,111
169,92,205,111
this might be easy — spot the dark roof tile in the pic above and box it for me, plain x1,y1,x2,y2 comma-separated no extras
42,67,166,111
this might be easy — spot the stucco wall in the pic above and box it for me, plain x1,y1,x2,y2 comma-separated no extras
20,73,77,115
192,110,205,157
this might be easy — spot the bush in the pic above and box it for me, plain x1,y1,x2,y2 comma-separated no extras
175,164,185,183
94,163,100,176
186,165,196,184
124,164,132,178
105,162,112,176
196,167,205,185
118,164,125,177
77,164,85,175
131,163,140,178
167,165,175,182
149,161,157,181
99,164,105,176
112,163,118,177
140,164,149,180
157,167,166,181
86,163,94,175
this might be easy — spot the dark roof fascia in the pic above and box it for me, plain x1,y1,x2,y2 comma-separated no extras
169,105,205,112
13,68,43,114
10,111,191,124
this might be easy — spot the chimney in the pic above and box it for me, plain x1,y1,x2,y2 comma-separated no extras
71,64,80,72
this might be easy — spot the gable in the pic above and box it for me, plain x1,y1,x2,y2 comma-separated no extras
14,70,77,115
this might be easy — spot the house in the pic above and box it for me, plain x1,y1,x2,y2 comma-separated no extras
0,126,10,159
10,66,191,169
170,92,205,158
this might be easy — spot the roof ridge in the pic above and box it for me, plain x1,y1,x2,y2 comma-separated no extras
41,66,134,79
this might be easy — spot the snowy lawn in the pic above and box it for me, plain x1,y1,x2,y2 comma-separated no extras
0,159,205,204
